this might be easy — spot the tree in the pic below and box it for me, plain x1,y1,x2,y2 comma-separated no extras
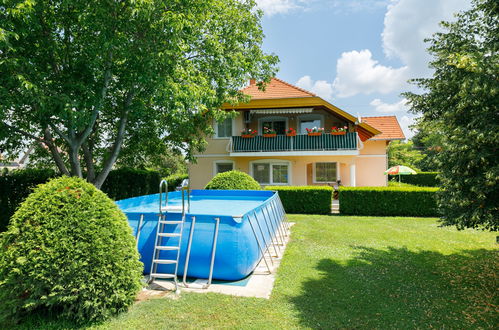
410,119,444,171
0,0,277,188
387,140,425,171
404,0,498,231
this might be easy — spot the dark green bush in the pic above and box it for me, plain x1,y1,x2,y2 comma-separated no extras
205,170,261,190
0,177,143,324
339,186,439,217
389,172,440,187
165,172,189,191
265,186,333,214
0,168,56,232
101,167,161,200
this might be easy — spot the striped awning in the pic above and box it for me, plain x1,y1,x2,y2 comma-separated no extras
249,108,313,115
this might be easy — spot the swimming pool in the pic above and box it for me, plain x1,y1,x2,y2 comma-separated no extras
116,189,288,281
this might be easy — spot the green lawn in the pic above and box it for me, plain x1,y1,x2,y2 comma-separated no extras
16,215,498,329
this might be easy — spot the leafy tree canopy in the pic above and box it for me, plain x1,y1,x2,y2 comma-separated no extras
387,140,425,171
404,0,498,231
0,0,277,187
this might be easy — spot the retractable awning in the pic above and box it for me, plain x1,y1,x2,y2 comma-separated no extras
249,108,313,115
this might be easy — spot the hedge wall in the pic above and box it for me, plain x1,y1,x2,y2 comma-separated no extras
265,186,333,214
339,186,439,217
388,172,440,187
0,167,163,232
0,169,57,232
101,168,161,200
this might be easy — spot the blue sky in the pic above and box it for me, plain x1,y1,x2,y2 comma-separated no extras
256,0,472,138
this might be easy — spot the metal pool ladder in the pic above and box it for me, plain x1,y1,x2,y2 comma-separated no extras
148,179,190,292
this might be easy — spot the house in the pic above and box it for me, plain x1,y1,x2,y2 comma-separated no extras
189,78,405,189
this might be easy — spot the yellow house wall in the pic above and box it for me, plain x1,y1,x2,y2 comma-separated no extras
356,140,388,186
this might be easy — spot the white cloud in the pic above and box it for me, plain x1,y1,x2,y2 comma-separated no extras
370,98,408,113
383,0,472,77
399,114,416,139
255,0,309,16
330,0,389,13
295,75,334,100
332,49,408,98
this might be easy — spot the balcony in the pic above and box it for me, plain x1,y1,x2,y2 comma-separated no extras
229,132,359,156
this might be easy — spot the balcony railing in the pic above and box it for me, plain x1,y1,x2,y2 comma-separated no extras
230,132,358,153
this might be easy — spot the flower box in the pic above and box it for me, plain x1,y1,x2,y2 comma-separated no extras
331,131,346,135
241,134,255,138
263,133,277,138
286,132,296,137
308,132,322,136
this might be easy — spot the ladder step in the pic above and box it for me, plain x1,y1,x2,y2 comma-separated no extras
158,233,181,237
153,259,177,264
160,205,183,213
155,246,179,251
150,273,176,279
159,220,183,225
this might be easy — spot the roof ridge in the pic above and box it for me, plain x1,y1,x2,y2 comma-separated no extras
362,115,397,118
271,77,317,97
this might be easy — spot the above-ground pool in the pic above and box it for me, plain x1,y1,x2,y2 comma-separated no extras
116,190,287,281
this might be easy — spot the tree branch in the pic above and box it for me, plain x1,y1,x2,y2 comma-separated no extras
77,53,113,146
49,122,71,143
2,122,48,144
43,128,70,176
93,91,134,188
82,142,95,182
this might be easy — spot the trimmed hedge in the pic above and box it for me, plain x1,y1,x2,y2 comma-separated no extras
165,172,189,191
0,168,162,232
0,168,56,232
101,167,161,200
389,172,440,187
205,170,261,190
339,186,439,217
0,177,143,323
265,186,333,214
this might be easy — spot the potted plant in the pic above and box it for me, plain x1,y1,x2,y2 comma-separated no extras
306,127,324,136
286,127,296,137
263,127,277,138
241,128,257,138
330,125,348,135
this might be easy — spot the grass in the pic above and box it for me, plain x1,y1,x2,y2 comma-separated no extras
13,215,498,329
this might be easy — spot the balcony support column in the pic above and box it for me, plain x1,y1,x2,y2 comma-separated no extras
350,163,356,187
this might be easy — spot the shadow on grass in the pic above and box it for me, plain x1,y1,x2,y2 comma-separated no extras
290,247,498,329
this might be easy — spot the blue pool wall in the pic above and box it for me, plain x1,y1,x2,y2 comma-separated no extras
117,189,286,281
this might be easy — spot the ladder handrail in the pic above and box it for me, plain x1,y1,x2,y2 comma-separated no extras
203,217,220,289
135,214,144,249
159,179,168,214
182,216,197,288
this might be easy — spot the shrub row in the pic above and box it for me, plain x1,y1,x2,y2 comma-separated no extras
389,172,440,187
339,186,439,217
101,168,161,201
265,186,333,214
0,167,166,232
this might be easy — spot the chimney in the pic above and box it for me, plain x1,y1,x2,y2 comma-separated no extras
249,79,256,86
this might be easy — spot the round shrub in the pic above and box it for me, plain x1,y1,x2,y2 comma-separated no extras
0,177,143,324
205,170,261,190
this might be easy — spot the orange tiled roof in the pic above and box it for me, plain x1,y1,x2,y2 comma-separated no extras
361,116,405,140
241,77,316,99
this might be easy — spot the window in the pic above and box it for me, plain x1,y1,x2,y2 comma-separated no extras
259,117,287,135
215,118,233,138
261,120,286,135
251,160,290,185
314,162,337,183
298,114,324,134
213,160,234,175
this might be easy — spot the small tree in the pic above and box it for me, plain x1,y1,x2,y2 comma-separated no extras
0,0,277,188
404,0,498,230
205,170,261,190
387,140,425,170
